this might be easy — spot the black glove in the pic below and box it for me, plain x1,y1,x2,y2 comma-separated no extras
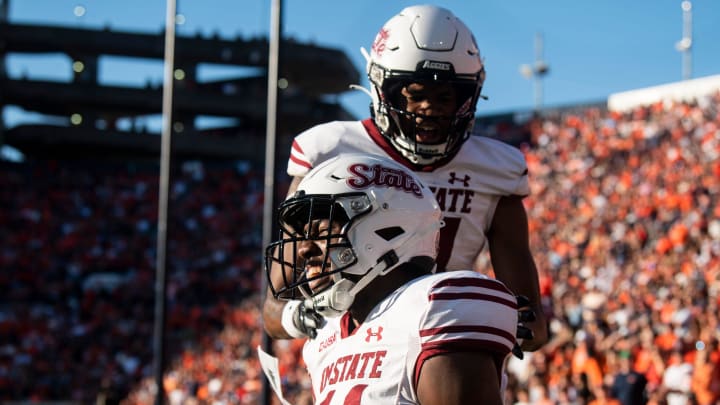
512,295,536,359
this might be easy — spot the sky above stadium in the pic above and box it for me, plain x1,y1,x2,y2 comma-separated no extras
4,0,720,123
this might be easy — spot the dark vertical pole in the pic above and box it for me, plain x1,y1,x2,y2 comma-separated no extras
0,0,7,148
260,0,283,404
154,0,177,403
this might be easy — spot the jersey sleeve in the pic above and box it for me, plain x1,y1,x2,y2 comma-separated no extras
414,271,518,386
466,137,530,197
287,121,351,178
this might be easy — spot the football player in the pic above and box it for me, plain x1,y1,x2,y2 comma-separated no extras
263,4,546,351
265,153,519,404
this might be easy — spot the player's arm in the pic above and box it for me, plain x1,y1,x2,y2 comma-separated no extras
416,273,514,404
262,272,292,338
487,195,548,351
417,352,503,405
262,176,303,339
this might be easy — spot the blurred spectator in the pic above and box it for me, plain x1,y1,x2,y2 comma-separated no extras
660,349,694,405
610,350,648,405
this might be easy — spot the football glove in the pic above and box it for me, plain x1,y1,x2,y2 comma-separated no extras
512,295,536,359
281,299,326,339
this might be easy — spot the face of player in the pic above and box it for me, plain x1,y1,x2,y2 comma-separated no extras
397,82,459,145
296,218,345,294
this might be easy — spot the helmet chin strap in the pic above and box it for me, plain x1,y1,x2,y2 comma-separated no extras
308,278,357,318
308,252,397,318
392,132,450,165
308,220,442,318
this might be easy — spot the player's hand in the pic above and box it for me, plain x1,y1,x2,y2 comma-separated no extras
295,299,326,339
512,295,536,359
282,299,326,339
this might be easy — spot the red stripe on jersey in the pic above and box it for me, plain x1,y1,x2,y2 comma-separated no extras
361,118,439,172
419,324,516,343
292,139,305,154
414,338,512,389
421,338,513,355
340,312,356,339
428,291,517,309
290,140,312,169
433,276,514,296
361,118,410,166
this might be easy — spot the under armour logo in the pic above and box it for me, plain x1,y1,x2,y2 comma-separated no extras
449,172,470,187
365,327,383,342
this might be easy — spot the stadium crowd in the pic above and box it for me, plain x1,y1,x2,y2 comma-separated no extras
1,91,719,404
0,159,270,402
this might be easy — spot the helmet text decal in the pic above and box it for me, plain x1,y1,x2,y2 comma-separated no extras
421,61,451,71
346,163,423,197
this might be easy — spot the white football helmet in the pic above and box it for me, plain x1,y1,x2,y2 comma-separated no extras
365,5,485,165
265,153,442,317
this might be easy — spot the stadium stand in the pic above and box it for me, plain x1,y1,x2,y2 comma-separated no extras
2,86,720,404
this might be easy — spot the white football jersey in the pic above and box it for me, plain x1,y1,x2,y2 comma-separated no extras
287,119,530,271
302,270,518,404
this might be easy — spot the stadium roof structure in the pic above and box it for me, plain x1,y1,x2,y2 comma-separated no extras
608,74,720,112
0,22,361,162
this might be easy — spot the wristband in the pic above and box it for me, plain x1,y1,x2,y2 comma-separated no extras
281,300,306,338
